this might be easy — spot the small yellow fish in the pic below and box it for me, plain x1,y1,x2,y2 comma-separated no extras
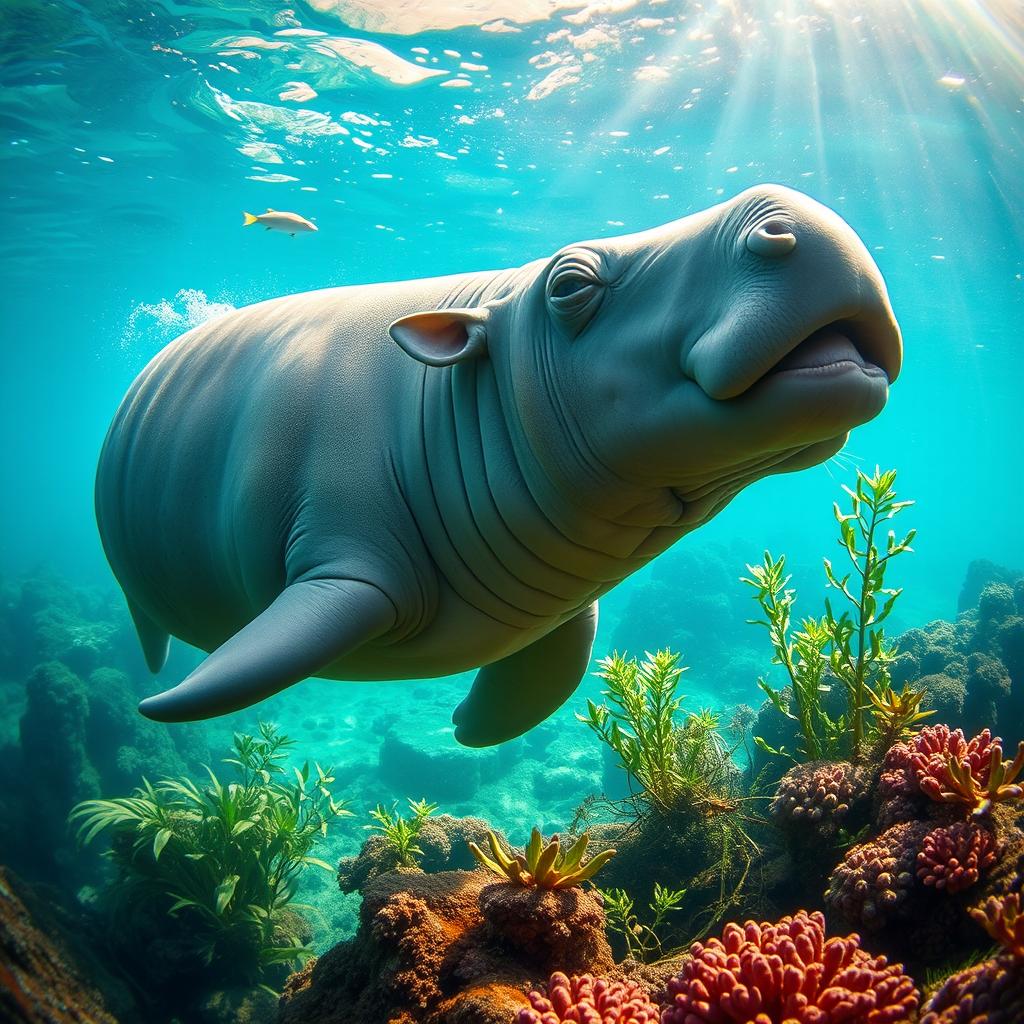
242,208,318,236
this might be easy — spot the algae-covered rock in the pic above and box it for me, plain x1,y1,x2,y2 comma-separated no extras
280,867,614,1024
0,866,132,1023
19,662,100,865
337,813,500,893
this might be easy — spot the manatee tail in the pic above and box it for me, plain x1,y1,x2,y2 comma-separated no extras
128,601,171,674
242,211,258,227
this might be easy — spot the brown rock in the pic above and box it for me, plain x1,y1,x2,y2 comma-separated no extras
0,867,120,1023
279,869,614,1024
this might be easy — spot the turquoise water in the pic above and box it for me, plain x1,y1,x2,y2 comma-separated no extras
1,0,1022,1003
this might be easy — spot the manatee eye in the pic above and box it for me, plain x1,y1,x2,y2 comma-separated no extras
546,249,605,335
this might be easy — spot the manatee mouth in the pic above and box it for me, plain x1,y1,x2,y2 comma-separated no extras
763,322,891,382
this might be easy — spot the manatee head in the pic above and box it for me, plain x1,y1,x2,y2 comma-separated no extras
391,184,901,520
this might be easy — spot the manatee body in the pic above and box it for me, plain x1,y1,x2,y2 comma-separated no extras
96,185,902,746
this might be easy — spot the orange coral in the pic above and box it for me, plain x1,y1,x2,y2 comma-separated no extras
971,893,1024,959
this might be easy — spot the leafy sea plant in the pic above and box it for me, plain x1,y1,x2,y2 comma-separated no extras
600,883,687,962
579,650,735,816
577,649,764,931
468,827,615,888
367,797,438,868
70,722,348,981
744,466,918,762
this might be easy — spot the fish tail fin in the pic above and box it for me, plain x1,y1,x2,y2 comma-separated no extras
243,211,259,226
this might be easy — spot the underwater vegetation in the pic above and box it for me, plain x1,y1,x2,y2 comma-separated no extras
367,798,440,869
69,724,346,984
744,467,918,764
469,828,616,889
2,467,1023,1024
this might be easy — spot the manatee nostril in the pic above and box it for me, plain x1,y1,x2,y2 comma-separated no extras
746,220,797,258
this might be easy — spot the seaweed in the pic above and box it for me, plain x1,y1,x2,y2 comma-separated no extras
599,883,686,962
69,722,349,983
366,797,439,868
744,466,919,763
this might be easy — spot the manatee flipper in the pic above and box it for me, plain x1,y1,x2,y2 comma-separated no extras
452,603,599,747
138,579,395,723
128,601,171,674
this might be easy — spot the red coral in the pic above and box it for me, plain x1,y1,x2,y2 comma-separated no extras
919,954,1024,1023
825,822,927,929
661,910,919,1024
908,726,996,802
770,760,870,834
916,822,999,893
517,973,659,1023
880,726,1023,816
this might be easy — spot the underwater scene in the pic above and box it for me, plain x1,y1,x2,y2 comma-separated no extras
1,1,1023,1022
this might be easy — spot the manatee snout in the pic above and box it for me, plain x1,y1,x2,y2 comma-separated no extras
686,185,902,412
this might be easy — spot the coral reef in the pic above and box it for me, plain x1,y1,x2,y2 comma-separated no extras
971,891,1024,958
825,821,927,930
337,814,498,893
279,869,614,1024
769,759,871,837
878,724,1024,818
660,909,919,1024
919,956,1024,1023
916,821,999,893
478,881,612,974
517,973,659,1024
919,893,1024,1023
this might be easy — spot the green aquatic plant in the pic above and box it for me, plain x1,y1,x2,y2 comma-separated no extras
577,649,765,931
579,650,735,816
869,682,935,749
744,466,918,762
600,883,687,962
70,722,349,981
367,797,438,868
468,827,616,888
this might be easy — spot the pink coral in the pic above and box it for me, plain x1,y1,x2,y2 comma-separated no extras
770,760,870,834
517,972,659,1023
916,822,998,893
879,726,1023,816
661,910,919,1024
825,822,927,929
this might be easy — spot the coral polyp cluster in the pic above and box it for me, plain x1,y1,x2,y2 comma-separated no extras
769,760,869,834
660,910,919,1024
915,821,999,893
469,828,615,889
901,725,1024,815
825,822,926,929
919,958,1024,1024
917,893,1024,1022
971,892,1024,959
517,972,659,1024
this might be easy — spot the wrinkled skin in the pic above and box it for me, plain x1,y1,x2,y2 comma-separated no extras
95,185,901,745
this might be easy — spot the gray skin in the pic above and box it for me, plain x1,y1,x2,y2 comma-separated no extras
96,184,902,747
